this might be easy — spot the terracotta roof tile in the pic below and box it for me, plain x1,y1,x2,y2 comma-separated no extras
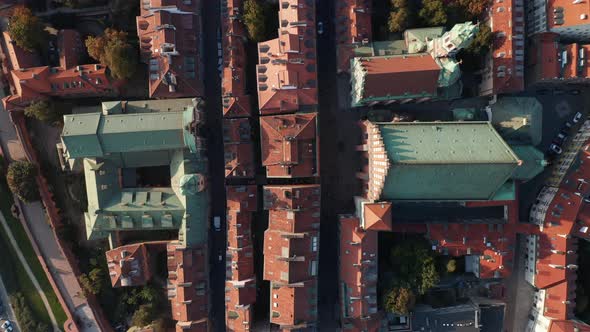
137,2,203,98
260,113,318,178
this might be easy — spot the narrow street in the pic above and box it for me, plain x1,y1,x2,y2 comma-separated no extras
201,2,226,331
316,0,362,329
0,265,21,332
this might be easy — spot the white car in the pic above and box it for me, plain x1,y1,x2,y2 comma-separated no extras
1,320,13,332
573,112,583,123
549,144,563,155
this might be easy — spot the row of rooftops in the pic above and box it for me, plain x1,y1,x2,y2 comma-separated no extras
1,29,116,112
136,0,204,99
263,185,320,331
225,185,257,332
256,0,318,115
220,0,253,118
478,0,525,96
525,124,590,332
335,0,372,73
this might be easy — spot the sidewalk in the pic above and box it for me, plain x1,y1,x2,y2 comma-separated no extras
0,209,58,331
0,89,101,331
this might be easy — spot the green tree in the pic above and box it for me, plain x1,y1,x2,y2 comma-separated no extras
420,256,439,294
419,0,447,26
388,0,413,33
384,287,415,315
24,100,53,122
79,267,104,296
10,293,50,332
446,258,457,273
6,161,38,203
8,7,46,52
243,0,266,42
456,0,490,18
132,304,155,327
467,24,493,56
388,8,411,33
85,28,137,79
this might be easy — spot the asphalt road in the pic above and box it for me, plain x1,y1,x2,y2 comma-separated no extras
0,277,19,332
201,1,226,331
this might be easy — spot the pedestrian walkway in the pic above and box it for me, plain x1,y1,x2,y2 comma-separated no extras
0,89,100,331
0,209,59,331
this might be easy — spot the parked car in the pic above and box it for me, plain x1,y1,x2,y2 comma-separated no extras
573,112,583,123
1,320,13,332
548,144,563,155
564,121,573,129
213,216,221,231
553,131,568,145
569,89,581,95
317,21,324,35
536,89,549,95
553,89,566,95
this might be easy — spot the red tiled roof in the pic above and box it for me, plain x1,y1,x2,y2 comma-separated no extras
547,0,590,29
226,185,257,213
549,320,590,332
363,202,392,231
479,0,524,95
136,3,203,98
225,279,255,332
339,216,379,321
221,0,251,119
260,113,318,178
167,242,209,330
428,223,515,279
227,211,253,250
2,31,39,70
225,183,257,332
335,0,372,73
269,280,318,329
263,184,320,330
263,185,320,211
528,33,590,84
58,29,82,69
357,55,440,99
106,243,151,287
227,244,255,281
223,118,255,178
3,63,113,111
256,0,317,115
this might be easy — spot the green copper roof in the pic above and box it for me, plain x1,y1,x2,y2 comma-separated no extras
511,145,547,181
63,99,208,247
376,121,519,201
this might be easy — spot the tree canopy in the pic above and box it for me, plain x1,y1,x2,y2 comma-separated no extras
24,100,54,122
78,267,104,296
388,0,414,33
85,28,137,79
467,24,493,56
6,161,39,203
455,0,490,18
384,287,416,315
419,0,447,26
132,304,156,327
389,239,440,294
8,7,47,52
10,293,50,332
243,0,278,41
243,0,266,42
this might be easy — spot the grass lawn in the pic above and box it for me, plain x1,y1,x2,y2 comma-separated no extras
0,179,67,327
